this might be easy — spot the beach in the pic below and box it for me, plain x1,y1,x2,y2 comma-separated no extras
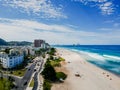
52,48,120,90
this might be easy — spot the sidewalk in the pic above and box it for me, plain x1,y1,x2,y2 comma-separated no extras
37,56,47,90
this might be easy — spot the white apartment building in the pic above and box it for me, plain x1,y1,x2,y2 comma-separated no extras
0,49,24,68
21,46,35,56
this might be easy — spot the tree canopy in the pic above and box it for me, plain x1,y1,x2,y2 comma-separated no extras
42,61,57,81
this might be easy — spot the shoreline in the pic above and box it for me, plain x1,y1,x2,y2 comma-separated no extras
52,48,120,90
87,60,120,78
56,47,120,77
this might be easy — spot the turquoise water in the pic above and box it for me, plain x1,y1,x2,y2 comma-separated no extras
55,45,120,75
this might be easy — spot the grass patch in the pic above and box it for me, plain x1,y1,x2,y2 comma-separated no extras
50,57,65,67
59,57,65,61
50,61,61,67
43,80,52,90
11,69,26,77
29,78,34,87
0,78,14,90
56,72,67,80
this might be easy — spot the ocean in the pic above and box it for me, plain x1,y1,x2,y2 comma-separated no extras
55,45,120,75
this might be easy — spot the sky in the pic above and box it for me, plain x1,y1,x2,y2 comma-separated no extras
0,0,120,45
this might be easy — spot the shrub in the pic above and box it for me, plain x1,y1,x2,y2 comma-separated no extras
59,57,65,61
56,72,67,80
18,72,21,75
43,80,52,90
10,71,13,74
50,55,53,60
42,54,45,58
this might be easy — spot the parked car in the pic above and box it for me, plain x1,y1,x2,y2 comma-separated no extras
24,81,27,85
34,69,36,71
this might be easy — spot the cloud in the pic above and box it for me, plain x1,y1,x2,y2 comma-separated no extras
0,18,120,45
1,0,67,19
72,0,115,15
104,20,114,23
99,28,112,31
99,2,114,15
113,23,120,27
0,18,72,33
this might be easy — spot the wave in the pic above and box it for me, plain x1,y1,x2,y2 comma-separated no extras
71,49,105,61
103,55,120,60
84,52,105,61
71,49,80,52
110,68,120,73
70,49,120,63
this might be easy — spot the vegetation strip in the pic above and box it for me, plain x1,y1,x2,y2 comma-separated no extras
42,48,67,90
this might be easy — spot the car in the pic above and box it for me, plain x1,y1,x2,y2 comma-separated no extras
34,69,36,71
15,86,18,88
23,81,27,85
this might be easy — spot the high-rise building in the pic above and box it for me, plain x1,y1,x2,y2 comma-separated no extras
34,39,45,48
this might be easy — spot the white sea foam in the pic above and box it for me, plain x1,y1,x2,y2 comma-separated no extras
71,49,120,63
71,49,105,61
77,51,105,61
71,49,80,52
103,55,120,60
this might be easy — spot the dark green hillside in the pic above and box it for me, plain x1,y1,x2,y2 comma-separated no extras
8,41,32,46
0,38,7,45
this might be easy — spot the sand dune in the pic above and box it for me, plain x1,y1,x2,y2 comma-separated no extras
52,48,120,90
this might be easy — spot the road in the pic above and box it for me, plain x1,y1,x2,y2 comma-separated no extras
32,59,44,90
32,72,38,90
9,56,44,90
17,63,36,90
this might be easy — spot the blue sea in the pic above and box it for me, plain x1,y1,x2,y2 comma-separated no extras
55,45,120,76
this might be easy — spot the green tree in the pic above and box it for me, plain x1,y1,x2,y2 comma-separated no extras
47,48,56,55
50,55,53,60
43,80,52,90
42,62,56,81
4,48,10,54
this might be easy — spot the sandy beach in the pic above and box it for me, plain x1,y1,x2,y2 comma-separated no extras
52,48,120,90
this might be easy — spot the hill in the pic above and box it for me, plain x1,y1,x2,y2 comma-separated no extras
8,41,32,46
0,38,8,45
0,38,32,46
